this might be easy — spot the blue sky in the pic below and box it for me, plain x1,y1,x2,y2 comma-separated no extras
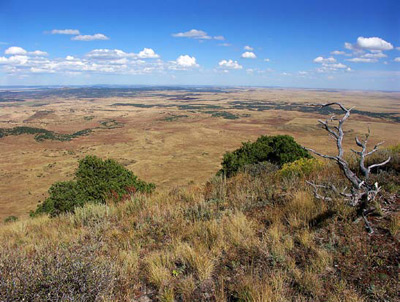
0,0,399,90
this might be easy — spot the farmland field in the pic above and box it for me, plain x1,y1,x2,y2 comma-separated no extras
1,86,399,219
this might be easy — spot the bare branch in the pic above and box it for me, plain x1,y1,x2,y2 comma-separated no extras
305,147,336,160
368,157,391,173
306,181,333,201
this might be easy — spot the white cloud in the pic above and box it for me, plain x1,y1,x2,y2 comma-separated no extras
213,36,225,40
329,63,347,69
356,37,393,51
137,48,160,59
218,43,231,47
175,55,199,68
172,29,211,40
313,56,336,64
241,51,256,59
7,55,29,65
345,37,393,51
86,49,131,60
244,45,253,51
29,50,48,56
314,56,348,73
264,58,270,62
346,57,378,63
362,52,387,58
5,46,27,55
344,42,354,50
218,59,242,69
51,29,80,35
172,29,224,40
72,33,109,41
394,57,400,62
331,50,346,55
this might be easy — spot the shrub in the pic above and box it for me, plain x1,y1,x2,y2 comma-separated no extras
34,155,155,216
279,158,323,179
219,135,310,177
3,215,18,223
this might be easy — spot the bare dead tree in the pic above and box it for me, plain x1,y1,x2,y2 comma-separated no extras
305,102,391,233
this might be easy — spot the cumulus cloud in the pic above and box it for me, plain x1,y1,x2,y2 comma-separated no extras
331,50,346,55
329,63,347,69
172,29,211,39
347,58,378,63
51,29,80,35
175,55,199,68
0,55,29,65
241,51,256,59
29,50,49,56
313,56,348,73
244,45,253,51
172,29,224,41
72,33,109,41
313,56,336,64
394,57,400,62
264,58,270,62
5,46,27,55
137,48,160,59
218,59,242,69
345,37,393,51
213,36,225,40
86,49,130,59
0,46,169,75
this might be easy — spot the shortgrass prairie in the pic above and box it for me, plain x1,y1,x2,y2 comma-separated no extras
1,87,400,220
1,146,399,301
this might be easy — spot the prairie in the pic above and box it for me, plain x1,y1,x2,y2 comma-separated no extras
0,87,399,219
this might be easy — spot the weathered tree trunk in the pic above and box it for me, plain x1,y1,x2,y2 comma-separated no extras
305,103,390,233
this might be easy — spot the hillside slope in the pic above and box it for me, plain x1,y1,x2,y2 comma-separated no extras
0,148,399,301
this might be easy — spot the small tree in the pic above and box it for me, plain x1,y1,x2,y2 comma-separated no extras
306,103,390,233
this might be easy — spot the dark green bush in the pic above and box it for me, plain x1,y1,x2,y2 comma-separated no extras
34,155,155,216
219,135,310,177
4,216,18,223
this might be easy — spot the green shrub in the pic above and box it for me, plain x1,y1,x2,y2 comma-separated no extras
4,216,18,223
34,155,155,216
219,135,310,177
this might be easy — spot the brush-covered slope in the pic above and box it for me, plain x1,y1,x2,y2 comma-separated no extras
0,147,399,302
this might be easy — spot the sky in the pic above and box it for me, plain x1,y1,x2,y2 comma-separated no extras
0,0,399,90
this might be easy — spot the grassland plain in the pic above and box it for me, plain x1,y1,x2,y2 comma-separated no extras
0,145,399,301
0,87,399,219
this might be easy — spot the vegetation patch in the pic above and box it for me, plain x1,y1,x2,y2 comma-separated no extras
0,126,92,142
230,101,400,123
163,114,189,122
219,134,311,177
112,103,156,108
34,155,155,216
99,119,124,129
0,98,25,102
204,110,239,120
84,115,95,120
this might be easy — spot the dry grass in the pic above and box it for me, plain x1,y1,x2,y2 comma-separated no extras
1,148,399,301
